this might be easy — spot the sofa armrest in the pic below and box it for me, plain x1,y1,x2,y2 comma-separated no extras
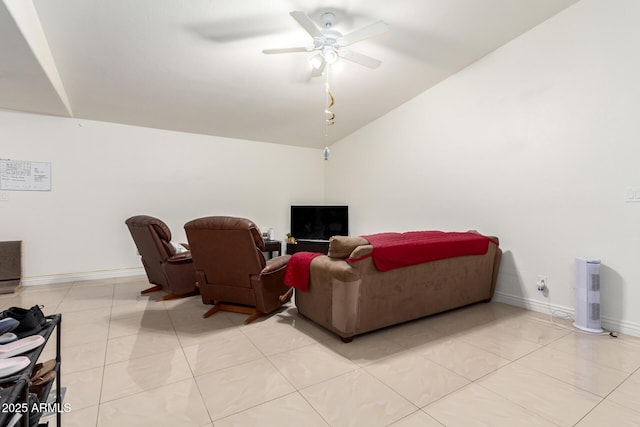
311,256,361,282
328,236,369,259
295,255,363,337
348,245,373,260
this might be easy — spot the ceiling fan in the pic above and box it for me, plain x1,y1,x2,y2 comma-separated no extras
263,11,389,76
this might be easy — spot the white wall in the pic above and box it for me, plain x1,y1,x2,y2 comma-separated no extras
0,110,324,283
326,0,640,334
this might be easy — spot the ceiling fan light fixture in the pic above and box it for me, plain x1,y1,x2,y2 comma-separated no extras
323,47,338,64
309,53,324,70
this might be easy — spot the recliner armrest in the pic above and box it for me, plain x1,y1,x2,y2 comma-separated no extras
261,255,291,275
167,251,192,263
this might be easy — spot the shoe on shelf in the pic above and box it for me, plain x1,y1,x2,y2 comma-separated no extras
0,335,46,359
31,359,56,381
0,305,48,338
30,370,56,397
0,317,19,334
0,356,30,378
0,332,18,345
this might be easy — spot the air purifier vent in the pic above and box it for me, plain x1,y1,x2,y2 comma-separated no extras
574,257,603,333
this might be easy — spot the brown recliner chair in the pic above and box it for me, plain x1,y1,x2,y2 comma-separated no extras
184,216,291,324
125,215,197,300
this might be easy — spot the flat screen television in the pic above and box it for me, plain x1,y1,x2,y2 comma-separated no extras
290,205,349,241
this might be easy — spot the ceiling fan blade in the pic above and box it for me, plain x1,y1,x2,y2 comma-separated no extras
290,11,323,39
338,21,388,47
337,49,382,69
262,46,312,54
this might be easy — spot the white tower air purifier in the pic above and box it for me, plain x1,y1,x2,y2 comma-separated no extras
574,257,603,333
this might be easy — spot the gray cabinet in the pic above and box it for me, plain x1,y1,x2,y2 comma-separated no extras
0,241,21,294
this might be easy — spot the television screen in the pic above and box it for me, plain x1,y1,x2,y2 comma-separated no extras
290,205,349,241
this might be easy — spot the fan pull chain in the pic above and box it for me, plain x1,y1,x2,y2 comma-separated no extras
324,67,335,132
323,66,334,160
325,88,335,126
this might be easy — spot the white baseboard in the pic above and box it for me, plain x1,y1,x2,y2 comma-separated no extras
493,291,640,338
21,267,145,287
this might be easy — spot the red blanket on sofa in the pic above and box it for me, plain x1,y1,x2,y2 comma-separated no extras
284,251,323,291
352,231,494,272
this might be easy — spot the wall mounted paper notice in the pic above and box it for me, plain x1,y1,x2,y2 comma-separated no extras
0,159,51,191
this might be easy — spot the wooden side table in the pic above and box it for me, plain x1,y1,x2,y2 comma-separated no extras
263,240,282,259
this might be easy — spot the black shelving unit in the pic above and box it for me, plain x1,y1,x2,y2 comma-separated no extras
0,314,62,427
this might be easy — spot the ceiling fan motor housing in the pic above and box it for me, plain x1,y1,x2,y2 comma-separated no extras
321,12,336,28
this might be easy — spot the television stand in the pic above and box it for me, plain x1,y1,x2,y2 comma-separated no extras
286,240,329,255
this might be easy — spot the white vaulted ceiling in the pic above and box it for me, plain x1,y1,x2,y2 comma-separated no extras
1,0,579,148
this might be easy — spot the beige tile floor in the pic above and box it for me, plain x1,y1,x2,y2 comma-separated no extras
2,275,640,427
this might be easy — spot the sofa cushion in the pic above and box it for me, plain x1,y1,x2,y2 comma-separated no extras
328,236,369,259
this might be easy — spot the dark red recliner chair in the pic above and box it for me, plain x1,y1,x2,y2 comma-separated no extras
184,216,291,324
125,215,197,300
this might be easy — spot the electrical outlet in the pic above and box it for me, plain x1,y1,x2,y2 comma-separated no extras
536,275,547,293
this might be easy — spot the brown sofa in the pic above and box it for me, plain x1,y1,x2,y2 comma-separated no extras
294,233,502,342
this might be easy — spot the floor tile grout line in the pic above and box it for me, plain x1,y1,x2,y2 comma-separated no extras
237,320,373,423
361,355,464,414
209,391,311,425
374,312,638,426
174,305,216,426
429,380,563,427
470,337,634,426
591,364,640,417
509,347,632,399
423,316,640,425
294,389,334,427
94,278,118,426
98,285,213,422
461,335,611,418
